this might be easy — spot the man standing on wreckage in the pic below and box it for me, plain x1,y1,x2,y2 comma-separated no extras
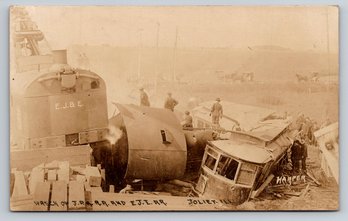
210,98,223,127
290,135,308,174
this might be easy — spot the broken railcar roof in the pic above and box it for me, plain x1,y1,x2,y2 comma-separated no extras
247,120,291,142
192,101,276,131
209,121,292,164
208,139,273,164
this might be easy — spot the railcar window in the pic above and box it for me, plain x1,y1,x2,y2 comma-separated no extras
207,147,218,158
204,154,217,171
216,156,239,181
236,163,257,186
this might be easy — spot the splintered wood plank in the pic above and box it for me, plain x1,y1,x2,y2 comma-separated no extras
12,171,29,198
57,161,70,182
68,181,85,211
50,181,68,211
84,182,91,192
76,175,86,182
45,161,59,169
47,170,57,182
85,166,101,187
32,182,51,211
29,167,45,194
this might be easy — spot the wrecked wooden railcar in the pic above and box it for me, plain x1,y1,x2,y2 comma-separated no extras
314,122,339,184
191,121,293,204
191,101,279,131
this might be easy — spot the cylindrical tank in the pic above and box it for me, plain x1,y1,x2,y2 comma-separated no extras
108,104,187,181
184,129,216,173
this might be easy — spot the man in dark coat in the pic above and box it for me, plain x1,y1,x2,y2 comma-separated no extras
300,138,308,172
181,111,193,129
291,138,307,173
164,92,178,111
291,139,302,173
139,88,150,107
210,98,223,126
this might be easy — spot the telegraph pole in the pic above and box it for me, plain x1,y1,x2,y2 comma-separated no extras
137,29,143,81
172,26,178,82
155,22,160,94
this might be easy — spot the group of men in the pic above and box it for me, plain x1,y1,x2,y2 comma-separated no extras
139,87,224,128
139,87,178,112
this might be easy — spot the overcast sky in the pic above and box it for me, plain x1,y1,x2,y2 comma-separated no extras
26,6,338,52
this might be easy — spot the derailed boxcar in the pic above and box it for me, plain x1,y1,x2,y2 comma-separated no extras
192,121,293,204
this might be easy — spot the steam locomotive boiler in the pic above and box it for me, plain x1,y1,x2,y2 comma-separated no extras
90,103,216,189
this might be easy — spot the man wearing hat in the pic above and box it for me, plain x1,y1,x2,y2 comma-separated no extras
164,92,178,111
181,111,193,129
139,87,150,107
210,98,223,126
299,137,308,173
291,136,307,174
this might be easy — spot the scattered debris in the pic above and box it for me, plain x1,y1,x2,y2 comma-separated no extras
10,160,101,211
85,166,102,187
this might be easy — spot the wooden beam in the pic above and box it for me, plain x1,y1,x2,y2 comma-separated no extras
28,167,44,194
12,171,29,198
32,182,51,211
76,175,86,182
57,161,70,182
50,181,68,211
300,184,310,198
47,170,57,182
305,171,321,186
85,166,101,187
68,181,85,211
251,174,275,199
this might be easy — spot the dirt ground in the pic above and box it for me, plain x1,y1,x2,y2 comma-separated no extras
237,143,339,211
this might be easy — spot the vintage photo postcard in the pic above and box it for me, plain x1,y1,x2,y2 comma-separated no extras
9,6,339,211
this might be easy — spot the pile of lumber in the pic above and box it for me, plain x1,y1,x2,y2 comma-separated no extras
10,161,103,211
264,183,311,199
